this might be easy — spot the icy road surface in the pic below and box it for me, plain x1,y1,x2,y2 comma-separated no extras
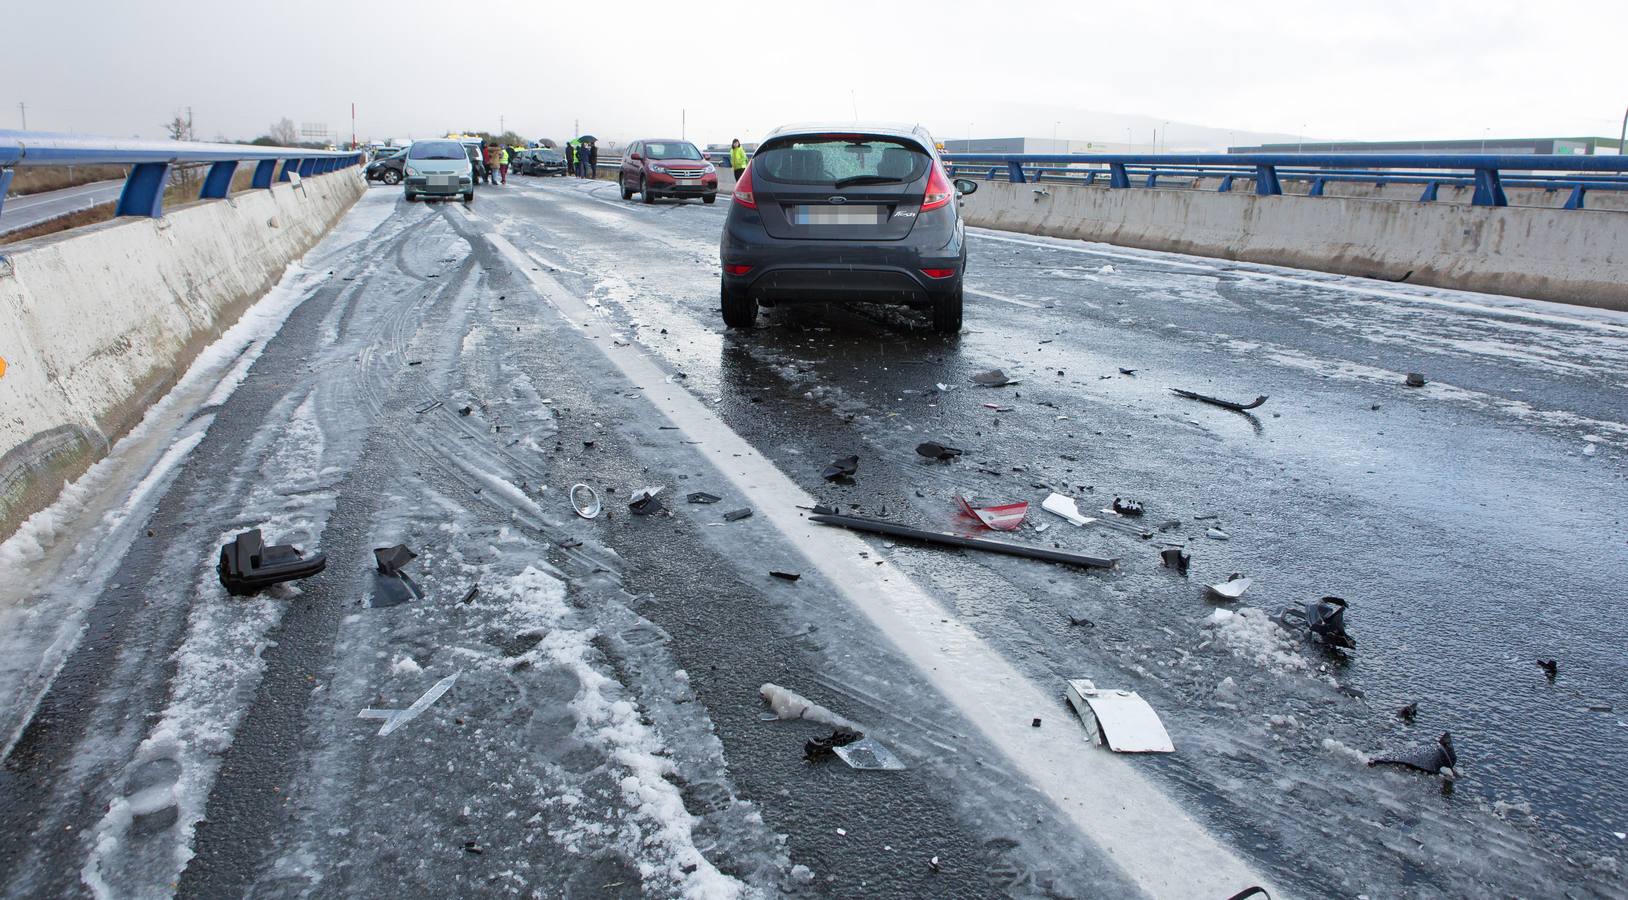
2,177,1626,899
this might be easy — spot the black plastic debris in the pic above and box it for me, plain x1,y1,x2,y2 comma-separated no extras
1170,388,1268,412
375,544,416,576
463,841,483,855
459,406,473,417
971,369,1019,387
1397,701,1418,722
1282,596,1355,649
460,586,480,605
1405,373,1427,388
413,400,442,415
1111,497,1144,516
217,529,327,596
821,455,859,481
770,571,801,582
1369,732,1456,776
1031,717,1042,728
810,511,1116,569
371,544,424,607
1159,546,1191,576
628,486,665,516
1118,368,1137,376
1537,659,1558,681
723,508,754,522
915,441,963,461
687,492,722,505
804,728,863,761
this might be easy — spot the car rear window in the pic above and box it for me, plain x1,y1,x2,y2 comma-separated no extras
644,141,702,160
753,136,929,186
409,140,466,160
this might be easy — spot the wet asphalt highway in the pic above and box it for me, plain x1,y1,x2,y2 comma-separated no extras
2,174,1625,898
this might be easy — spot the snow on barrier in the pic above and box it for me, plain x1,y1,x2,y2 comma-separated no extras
958,179,1628,312
0,169,366,539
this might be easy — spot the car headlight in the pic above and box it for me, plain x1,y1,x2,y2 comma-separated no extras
649,164,667,174
406,166,419,177
704,163,716,174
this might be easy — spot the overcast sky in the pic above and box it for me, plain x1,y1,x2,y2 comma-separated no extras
5,0,1625,149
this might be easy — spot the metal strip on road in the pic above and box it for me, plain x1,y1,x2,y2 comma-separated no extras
966,286,1043,308
474,214,1278,898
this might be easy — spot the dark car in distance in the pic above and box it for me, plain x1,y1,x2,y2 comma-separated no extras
620,139,719,204
366,148,408,185
718,123,977,333
515,148,567,176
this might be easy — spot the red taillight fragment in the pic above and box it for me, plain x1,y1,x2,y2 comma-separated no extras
921,163,953,211
724,264,754,276
732,165,756,208
920,268,957,279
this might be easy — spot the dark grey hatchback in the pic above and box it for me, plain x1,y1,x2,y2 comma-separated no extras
719,123,977,333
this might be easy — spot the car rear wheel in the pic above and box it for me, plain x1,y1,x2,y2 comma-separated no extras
620,179,633,201
641,177,655,204
931,288,963,334
720,282,757,328
382,169,402,185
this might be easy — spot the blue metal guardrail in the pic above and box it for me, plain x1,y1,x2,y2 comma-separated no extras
0,130,364,226
941,152,1628,209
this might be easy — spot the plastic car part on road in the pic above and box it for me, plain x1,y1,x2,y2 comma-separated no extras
809,510,1115,569
217,529,327,596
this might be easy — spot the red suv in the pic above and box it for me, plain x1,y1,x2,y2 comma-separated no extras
619,139,719,204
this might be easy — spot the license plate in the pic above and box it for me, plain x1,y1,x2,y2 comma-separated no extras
676,178,699,185
430,174,455,187
792,205,883,226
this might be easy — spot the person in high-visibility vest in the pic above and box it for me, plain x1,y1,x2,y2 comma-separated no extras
729,138,748,180
498,145,510,184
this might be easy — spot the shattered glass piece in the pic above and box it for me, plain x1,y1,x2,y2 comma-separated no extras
359,673,459,736
1206,527,1231,541
374,544,416,576
1207,574,1251,601
628,486,665,515
1170,388,1268,412
369,570,423,608
686,491,722,505
1064,679,1174,753
1160,546,1191,576
570,484,601,519
833,736,907,771
955,495,1029,531
971,369,1019,387
723,508,754,522
821,455,859,481
916,441,963,461
1369,732,1456,775
1041,492,1097,527
803,728,863,760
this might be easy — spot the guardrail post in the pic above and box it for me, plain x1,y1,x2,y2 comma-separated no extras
1472,167,1507,207
985,167,997,181
298,158,317,177
1564,185,1587,210
1418,181,1439,202
1254,164,1282,196
279,159,299,182
1109,163,1129,188
0,168,12,221
1084,170,1097,185
200,161,239,199
1144,171,1158,188
252,159,277,189
1217,174,1234,192
115,162,170,218
1307,177,1326,197
1006,160,1026,184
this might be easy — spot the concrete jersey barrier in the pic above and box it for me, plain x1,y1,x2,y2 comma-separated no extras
0,170,366,539
959,180,1628,312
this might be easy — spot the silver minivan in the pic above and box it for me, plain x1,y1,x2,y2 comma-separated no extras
403,139,474,203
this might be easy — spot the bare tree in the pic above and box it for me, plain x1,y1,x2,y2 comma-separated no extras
165,109,200,190
269,117,298,147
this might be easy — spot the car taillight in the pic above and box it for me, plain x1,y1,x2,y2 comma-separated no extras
725,264,753,275
920,268,957,279
921,163,953,211
733,165,756,208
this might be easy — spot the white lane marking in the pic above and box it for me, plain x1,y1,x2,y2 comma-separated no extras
971,229,1218,271
480,228,1276,899
966,286,1041,308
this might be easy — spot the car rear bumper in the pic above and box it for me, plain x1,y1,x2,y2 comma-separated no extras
405,176,472,195
721,218,964,304
728,265,959,304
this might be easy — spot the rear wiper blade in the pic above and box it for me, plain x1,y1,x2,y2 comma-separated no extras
832,174,902,188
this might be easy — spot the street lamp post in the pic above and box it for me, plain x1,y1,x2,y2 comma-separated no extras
1052,121,1061,151
1620,105,1627,155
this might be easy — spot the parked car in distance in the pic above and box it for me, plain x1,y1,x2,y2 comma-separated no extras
718,122,977,333
403,139,475,203
515,148,567,176
620,139,718,204
366,148,408,185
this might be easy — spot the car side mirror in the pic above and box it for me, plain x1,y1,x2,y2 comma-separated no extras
953,178,978,196
630,152,642,161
